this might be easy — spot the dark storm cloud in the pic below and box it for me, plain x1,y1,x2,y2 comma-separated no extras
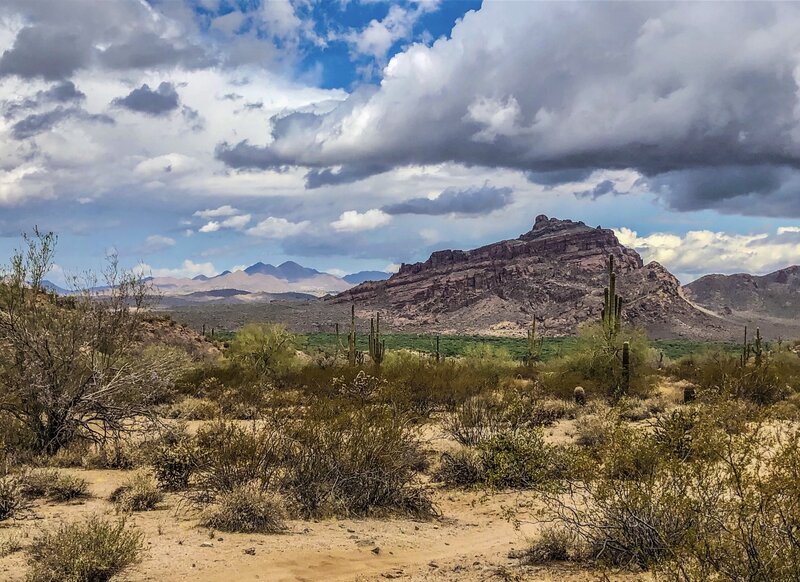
213,3,800,216
11,106,114,139
383,184,513,216
304,164,393,188
112,83,180,116
574,180,623,201
0,26,93,79
527,168,595,187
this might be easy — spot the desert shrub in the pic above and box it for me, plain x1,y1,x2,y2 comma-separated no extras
193,419,286,497
45,473,88,501
151,438,198,491
442,396,504,446
671,349,800,405
283,403,435,518
227,323,298,381
199,486,286,534
541,414,800,576
332,370,384,402
110,472,163,512
0,476,23,520
433,448,485,487
650,407,700,461
160,397,220,420
27,516,143,582
0,230,178,456
574,410,617,448
18,469,88,501
539,325,657,399
520,526,579,564
478,429,559,489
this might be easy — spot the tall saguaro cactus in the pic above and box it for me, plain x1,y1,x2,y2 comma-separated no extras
526,317,543,366
348,304,357,366
601,254,623,338
754,327,763,367
369,312,385,366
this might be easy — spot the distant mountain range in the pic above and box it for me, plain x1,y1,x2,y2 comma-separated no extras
43,261,392,304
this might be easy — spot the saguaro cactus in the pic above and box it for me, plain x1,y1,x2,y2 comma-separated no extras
369,312,385,366
348,304,357,366
754,327,763,367
602,254,623,338
526,317,543,366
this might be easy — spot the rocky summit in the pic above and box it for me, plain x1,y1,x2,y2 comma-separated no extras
334,215,735,339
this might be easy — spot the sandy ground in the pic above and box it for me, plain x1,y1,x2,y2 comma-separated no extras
0,467,649,582
0,386,685,582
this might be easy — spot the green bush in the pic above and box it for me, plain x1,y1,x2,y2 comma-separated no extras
228,323,298,380
199,486,286,534
45,473,89,501
27,516,143,582
540,324,657,399
478,430,558,489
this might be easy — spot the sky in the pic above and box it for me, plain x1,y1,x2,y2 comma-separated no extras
1,0,799,285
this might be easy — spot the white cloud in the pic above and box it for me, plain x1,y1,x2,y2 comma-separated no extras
325,268,348,277
194,205,240,219
246,216,310,239
331,209,391,232
141,234,176,253
136,259,217,279
199,213,251,232
614,227,800,279
777,226,800,235
384,262,401,273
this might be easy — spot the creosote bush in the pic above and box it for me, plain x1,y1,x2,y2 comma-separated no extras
284,402,435,519
0,476,23,521
199,486,286,534
433,448,485,488
27,516,144,582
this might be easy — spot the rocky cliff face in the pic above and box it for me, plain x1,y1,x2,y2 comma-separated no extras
334,215,734,339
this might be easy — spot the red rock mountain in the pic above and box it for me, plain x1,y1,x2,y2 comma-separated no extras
333,215,735,339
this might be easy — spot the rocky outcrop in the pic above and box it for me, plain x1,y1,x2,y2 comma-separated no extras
333,215,733,339
684,266,800,320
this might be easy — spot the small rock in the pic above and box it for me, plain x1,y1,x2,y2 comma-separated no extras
217,537,224,542
371,547,381,555
381,569,404,579
200,542,213,548
244,548,256,556
347,528,356,533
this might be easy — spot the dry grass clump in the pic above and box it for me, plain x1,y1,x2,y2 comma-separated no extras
17,469,88,502
110,472,164,512
199,486,286,534
517,526,582,564
27,516,144,582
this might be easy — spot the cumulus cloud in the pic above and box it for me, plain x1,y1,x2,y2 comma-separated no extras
0,26,92,79
246,217,310,239
615,226,800,279
198,214,251,232
383,184,513,216
215,3,800,216
112,82,180,116
331,209,391,232
193,205,241,219
11,106,113,139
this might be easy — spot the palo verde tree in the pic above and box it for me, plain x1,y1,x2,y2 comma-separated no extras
0,229,179,455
